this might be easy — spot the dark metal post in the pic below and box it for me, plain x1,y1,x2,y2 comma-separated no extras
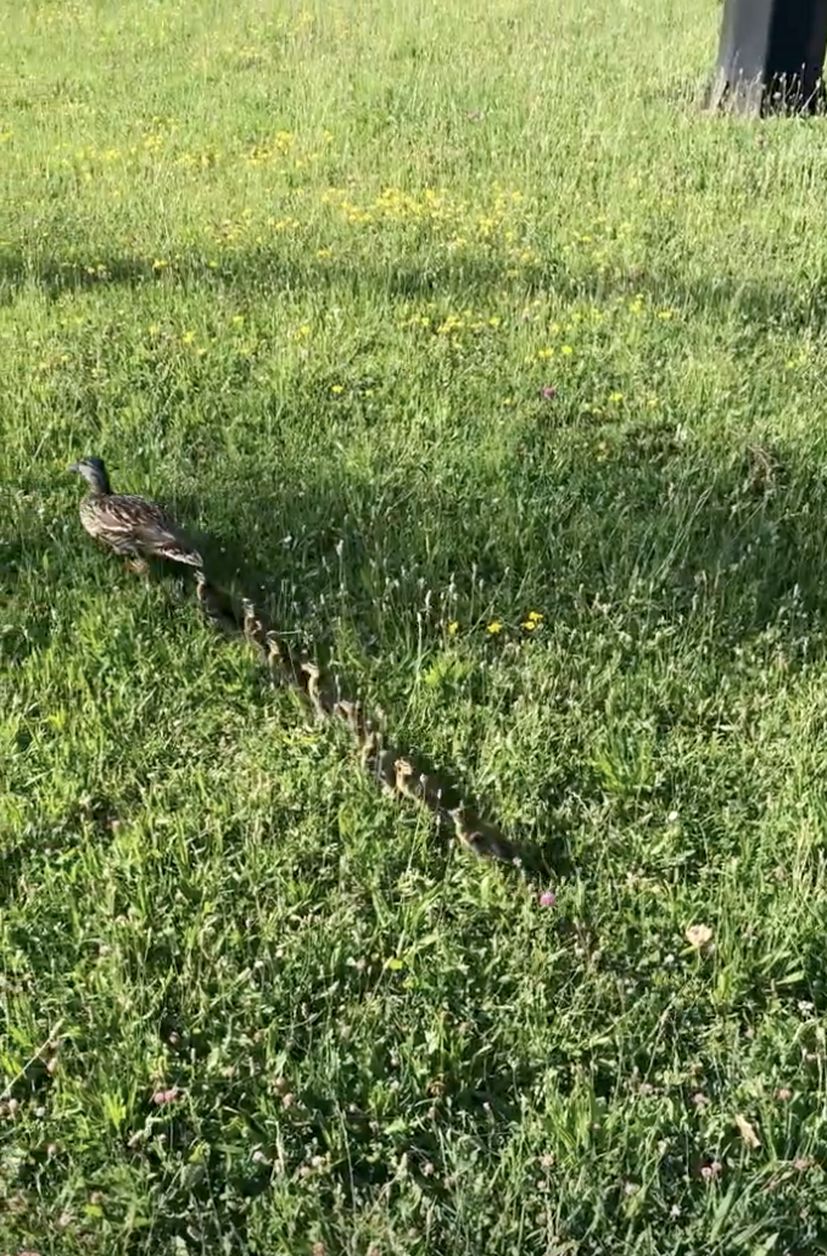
708,0,827,114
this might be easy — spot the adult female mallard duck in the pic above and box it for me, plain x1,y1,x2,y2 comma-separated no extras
69,456,203,569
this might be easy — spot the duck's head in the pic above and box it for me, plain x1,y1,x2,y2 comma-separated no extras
68,456,111,494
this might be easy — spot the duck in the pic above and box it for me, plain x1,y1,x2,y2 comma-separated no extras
69,456,202,569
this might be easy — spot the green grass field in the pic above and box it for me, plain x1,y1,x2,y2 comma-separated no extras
4,0,827,1251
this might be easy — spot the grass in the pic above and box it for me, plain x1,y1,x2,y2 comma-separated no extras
3,0,827,1250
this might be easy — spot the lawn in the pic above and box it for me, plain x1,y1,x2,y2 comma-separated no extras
3,0,827,1251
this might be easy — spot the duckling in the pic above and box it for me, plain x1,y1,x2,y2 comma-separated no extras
69,456,202,568
300,660,337,722
358,724,379,774
417,771,445,811
448,805,522,866
354,725,395,794
374,742,398,795
334,699,366,742
394,756,421,803
264,629,284,666
241,597,268,653
195,571,240,636
265,631,303,688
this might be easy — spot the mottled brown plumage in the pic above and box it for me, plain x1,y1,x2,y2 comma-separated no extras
69,456,202,569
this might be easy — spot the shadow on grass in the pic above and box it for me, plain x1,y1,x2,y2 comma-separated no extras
165,423,827,876
4,245,827,335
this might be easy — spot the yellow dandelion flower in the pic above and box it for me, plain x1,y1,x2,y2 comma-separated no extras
560,344,573,356
521,619,538,631
330,384,344,395
537,347,554,360
231,314,244,326
316,247,333,259
487,620,503,635
148,323,160,336
608,391,624,404
181,330,196,345
447,621,459,637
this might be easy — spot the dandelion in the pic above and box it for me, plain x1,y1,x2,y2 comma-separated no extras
608,391,624,404
685,923,713,949
316,247,333,259
447,621,459,637
231,314,244,325
330,384,344,395
560,344,574,356
522,610,544,631
181,330,195,346
486,620,502,635
537,347,554,360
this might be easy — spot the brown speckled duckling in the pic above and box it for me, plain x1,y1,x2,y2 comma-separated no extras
448,805,521,865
